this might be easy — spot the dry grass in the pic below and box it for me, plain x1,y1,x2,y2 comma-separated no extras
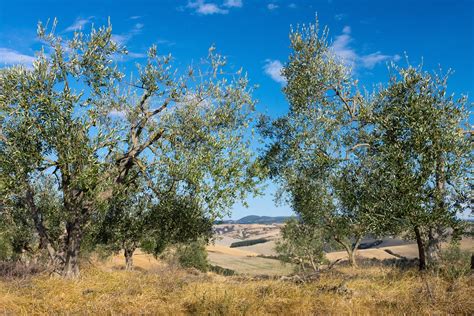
0,260,472,315
207,244,258,257
207,243,294,275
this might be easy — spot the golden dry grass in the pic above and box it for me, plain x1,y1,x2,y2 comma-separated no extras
207,243,294,275
207,244,258,257
0,261,472,315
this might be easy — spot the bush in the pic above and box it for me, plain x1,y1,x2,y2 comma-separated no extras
176,241,209,272
436,244,471,281
229,238,268,248
276,218,327,272
209,265,236,276
0,236,13,261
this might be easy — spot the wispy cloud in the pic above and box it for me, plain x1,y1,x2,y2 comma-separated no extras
129,15,142,20
64,17,93,32
334,13,346,21
111,23,144,46
0,48,35,67
288,3,297,9
184,0,243,15
107,109,127,119
127,52,147,58
186,1,229,15
263,59,286,85
361,52,400,69
112,50,147,62
156,38,176,47
224,0,242,8
267,3,279,10
330,26,399,70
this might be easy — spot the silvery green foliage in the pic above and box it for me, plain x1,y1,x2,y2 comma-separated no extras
260,19,374,265
368,65,472,267
94,177,213,269
0,19,261,276
276,218,326,272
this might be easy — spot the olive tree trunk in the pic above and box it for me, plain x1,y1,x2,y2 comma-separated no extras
334,235,362,267
425,156,446,267
123,242,137,271
62,220,83,278
426,227,442,266
414,225,426,271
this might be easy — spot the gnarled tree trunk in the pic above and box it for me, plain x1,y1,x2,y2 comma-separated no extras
335,235,362,268
426,155,446,267
25,186,59,265
62,219,83,278
124,244,136,271
426,227,442,266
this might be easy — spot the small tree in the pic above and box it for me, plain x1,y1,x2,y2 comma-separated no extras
260,18,377,267
276,218,326,272
369,65,472,270
96,185,213,270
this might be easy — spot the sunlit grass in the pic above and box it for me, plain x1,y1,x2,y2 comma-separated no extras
0,261,472,314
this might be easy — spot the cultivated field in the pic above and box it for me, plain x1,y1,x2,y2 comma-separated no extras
210,223,474,275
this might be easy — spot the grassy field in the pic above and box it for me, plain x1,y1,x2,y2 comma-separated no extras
1,237,472,314
209,233,474,276
0,261,472,314
207,244,293,275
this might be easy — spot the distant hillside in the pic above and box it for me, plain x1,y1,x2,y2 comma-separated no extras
217,215,293,225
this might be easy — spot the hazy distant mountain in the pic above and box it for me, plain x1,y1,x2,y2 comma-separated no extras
217,215,293,225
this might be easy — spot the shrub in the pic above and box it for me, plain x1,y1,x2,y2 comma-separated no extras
276,218,326,272
209,265,236,276
176,241,209,272
0,236,13,261
436,244,471,281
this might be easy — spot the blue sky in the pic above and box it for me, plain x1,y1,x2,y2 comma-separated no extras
1,0,472,219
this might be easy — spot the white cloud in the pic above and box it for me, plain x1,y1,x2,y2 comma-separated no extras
263,59,286,85
127,52,146,58
111,23,144,46
107,109,127,119
156,38,176,47
0,48,35,67
111,34,128,46
112,51,146,62
64,17,93,32
129,16,142,20
330,26,357,68
288,3,297,8
334,13,346,21
224,0,242,8
267,3,279,10
187,1,229,15
330,26,399,70
360,52,397,69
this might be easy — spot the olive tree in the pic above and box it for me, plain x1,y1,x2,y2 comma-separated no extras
276,218,326,272
369,65,472,270
95,182,213,270
260,19,377,267
0,20,260,277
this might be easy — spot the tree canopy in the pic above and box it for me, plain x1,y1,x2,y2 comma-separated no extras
0,19,261,277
